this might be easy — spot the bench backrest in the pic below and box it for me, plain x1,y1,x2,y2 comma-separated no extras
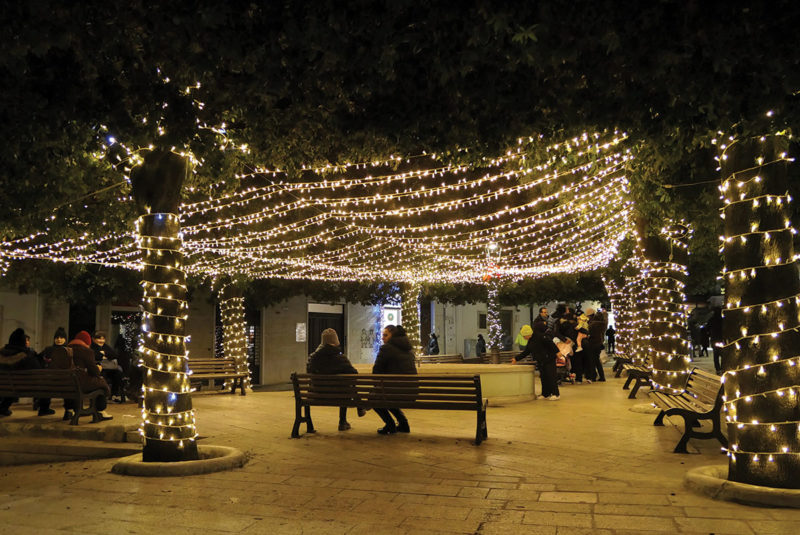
418,353,464,364
684,367,723,406
189,357,238,374
292,373,483,410
0,369,82,397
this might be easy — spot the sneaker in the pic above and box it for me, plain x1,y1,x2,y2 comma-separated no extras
37,408,56,416
62,410,74,421
377,425,397,435
97,411,113,421
338,422,351,431
357,407,367,417
396,422,410,433
547,395,560,401
585,379,592,384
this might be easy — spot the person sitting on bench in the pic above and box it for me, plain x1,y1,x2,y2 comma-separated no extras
0,328,53,416
306,328,364,431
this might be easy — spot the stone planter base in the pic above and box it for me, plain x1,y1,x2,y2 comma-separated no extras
685,465,800,508
111,445,246,477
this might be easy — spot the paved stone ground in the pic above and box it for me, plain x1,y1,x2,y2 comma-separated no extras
0,368,798,534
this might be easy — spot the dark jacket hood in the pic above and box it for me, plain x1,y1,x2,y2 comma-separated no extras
388,335,413,352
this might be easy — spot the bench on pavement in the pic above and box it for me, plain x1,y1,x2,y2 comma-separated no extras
0,369,104,425
418,353,464,364
189,357,247,395
649,367,727,453
622,360,652,399
290,373,488,445
613,354,632,377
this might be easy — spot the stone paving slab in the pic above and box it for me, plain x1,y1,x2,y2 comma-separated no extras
0,370,798,534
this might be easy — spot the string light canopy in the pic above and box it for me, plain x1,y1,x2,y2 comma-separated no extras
1,130,635,285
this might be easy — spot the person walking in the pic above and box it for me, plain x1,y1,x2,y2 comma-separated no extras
373,324,417,435
707,307,723,374
307,328,364,431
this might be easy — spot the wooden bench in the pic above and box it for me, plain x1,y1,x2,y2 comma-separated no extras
622,360,652,399
189,357,247,395
418,353,464,364
649,367,727,453
612,354,632,377
290,373,488,445
0,369,104,425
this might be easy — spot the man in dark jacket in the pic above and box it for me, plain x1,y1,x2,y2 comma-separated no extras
372,324,417,434
307,328,364,430
585,309,607,382
91,331,124,401
0,328,53,416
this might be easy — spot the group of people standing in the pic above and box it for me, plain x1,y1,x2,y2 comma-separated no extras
512,305,609,400
307,324,416,435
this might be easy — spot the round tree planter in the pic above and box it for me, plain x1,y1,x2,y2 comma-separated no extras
685,465,800,508
111,445,246,477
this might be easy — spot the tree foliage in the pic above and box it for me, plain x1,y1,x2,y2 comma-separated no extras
2,1,799,301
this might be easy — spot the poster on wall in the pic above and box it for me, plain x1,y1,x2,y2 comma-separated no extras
295,322,307,343
381,307,401,330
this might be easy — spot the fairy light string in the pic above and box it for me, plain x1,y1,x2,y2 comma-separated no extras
716,131,800,488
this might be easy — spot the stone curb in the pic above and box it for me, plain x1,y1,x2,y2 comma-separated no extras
685,465,800,508
111,445,246,477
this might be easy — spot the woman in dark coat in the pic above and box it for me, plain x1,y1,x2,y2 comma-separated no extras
0,328,50,416
373,324,417,434
59,331,112,421
307,328,363,431
475,334,486,357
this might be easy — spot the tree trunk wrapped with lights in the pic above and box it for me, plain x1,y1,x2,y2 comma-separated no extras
401,281,422,355
132,150,199,462
486,280,504,353
719,135,800,489
220,283,250,391
636,222,692,394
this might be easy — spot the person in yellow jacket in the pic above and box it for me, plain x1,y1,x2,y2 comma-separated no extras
514,324,533,350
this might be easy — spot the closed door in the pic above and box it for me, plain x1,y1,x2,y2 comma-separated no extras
307,312,345,355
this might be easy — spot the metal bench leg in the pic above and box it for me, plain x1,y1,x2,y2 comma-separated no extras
622,374,634,390
475,409,487,445
304,405,315,434
653,410,666,426
291,401,303,438
673,415,696,453
628,377,641,399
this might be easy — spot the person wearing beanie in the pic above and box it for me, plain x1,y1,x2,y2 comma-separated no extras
37,327,68,368
372,324,417,435
512,322,563,399
515,324,533,350
0,328,50,416
55,331,112,421
307,328,363,431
